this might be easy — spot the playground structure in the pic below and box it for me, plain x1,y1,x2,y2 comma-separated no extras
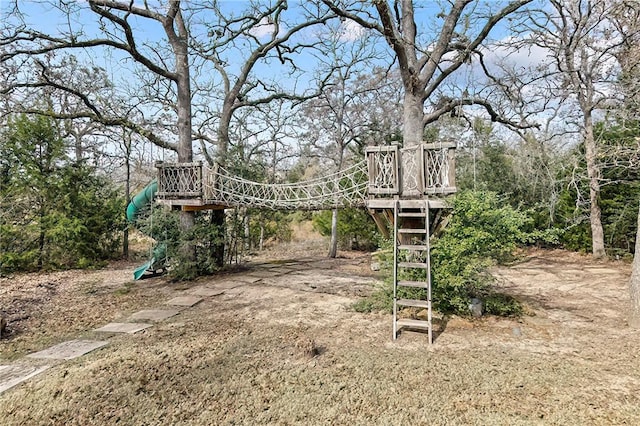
125,180,167,280
154,142,456,211
131,141,457,342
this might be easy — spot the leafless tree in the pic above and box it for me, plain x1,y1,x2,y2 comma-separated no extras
302,19,390,257
1,0,337,265
322,0,533,147
517,0,636,258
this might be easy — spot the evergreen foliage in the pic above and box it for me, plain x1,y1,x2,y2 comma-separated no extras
0,115,123,273
554,121,640,256
312,207,379,251
454,118,640,256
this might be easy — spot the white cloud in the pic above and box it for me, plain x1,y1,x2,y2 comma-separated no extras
338,19,366,42
249,17,276,39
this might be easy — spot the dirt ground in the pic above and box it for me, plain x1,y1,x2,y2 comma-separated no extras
1,238,640,425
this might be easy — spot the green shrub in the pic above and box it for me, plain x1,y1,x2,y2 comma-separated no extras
312,207,379,250
353,190,525,317
138,208,225,281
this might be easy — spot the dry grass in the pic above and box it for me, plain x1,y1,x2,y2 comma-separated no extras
1,248,640,425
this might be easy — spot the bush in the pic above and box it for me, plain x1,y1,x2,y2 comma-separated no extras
429,190,527,314
312,207,379,251
137,208,224,280
353,190,525,317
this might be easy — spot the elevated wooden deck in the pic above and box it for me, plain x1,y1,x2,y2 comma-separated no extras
154,142,457,211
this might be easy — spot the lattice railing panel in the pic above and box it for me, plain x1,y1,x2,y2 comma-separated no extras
425,149,448,188
157,162,202,197
366,146,399,194
423,142,457,194
401,145,422,196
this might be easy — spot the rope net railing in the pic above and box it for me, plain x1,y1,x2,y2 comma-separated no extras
204,161,369,210
156,143,456,210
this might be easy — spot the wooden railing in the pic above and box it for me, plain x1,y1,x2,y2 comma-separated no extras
365,142,456,197
155,161,202,198
155,142,456,209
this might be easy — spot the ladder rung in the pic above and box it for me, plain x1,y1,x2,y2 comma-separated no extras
397,228,427,234
397,280,429,288
398,212,426,218
397,244,428,251
397,299,430,308
397,262,428,269
396,318,431,329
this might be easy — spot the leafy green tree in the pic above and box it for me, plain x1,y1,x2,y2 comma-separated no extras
0,114,123,273
1,114,67,270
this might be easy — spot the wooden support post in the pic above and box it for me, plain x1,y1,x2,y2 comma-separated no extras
368,209,390,239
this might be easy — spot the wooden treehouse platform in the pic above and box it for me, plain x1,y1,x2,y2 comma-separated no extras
153,141,457,343
153,142,457,212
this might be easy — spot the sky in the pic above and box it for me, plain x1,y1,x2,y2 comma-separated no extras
2,0,538,84
1,0,560,161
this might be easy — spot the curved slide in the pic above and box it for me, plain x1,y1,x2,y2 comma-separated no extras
126,180,167,280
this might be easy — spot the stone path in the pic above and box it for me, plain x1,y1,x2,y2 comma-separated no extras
26,340,109,361
0,365,49,394
95,322,153,334
0,258,373,396
0,279,226,395
128,309,181,322
165,296,203,307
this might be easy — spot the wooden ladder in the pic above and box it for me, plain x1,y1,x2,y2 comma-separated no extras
393,199,432,343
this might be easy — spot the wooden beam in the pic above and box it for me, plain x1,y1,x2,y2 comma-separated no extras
182,204,227,212
368,209,390,239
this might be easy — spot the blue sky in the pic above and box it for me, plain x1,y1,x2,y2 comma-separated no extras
3,0,526,83
2,1,544,148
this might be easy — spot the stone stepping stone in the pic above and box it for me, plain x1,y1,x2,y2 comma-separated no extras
188,287,225,297
165,296,203,307
27,340,108,360
95,322,152,334
0,364,49,394
209,282,244,289
128,309,180,322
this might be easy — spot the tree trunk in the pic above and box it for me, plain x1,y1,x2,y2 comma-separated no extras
583,112,606,258
172,16,197,263
328,208,338,258
123,145,130,260
243,208,250,253
74,132,83,164
259,213,265,251
211,209,225,267
38,206,45,270
403,91,424,147
629,201,640,328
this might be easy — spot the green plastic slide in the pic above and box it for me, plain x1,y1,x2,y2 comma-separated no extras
132,242,167,280
126,180,166,280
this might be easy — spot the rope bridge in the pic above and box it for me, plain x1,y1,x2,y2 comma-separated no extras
209,161,368,210
155,142,457,211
